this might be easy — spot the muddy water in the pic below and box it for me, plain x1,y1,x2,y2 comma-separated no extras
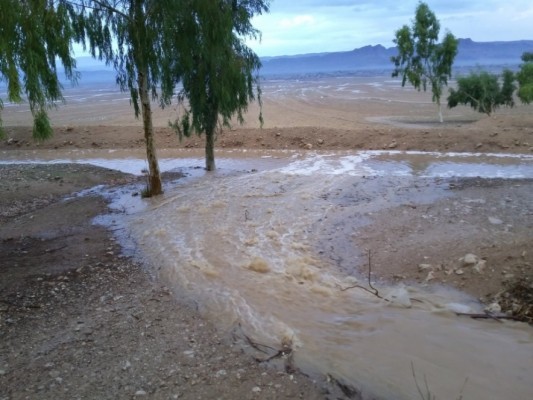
4,149,533,399
119,151,532,400
2,148,533,177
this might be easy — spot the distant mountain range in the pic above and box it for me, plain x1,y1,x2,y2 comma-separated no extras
259,38,533,76
69,38,533,84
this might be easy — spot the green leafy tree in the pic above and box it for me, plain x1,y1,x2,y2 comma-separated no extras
66,0,187,196
66,0,268,194
391,1,458,123
1,0,267,195
0,0,78,139
516,52,533,104
170,0,267,171
447,69,516,116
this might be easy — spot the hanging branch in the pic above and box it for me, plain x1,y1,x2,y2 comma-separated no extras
64,0,131,20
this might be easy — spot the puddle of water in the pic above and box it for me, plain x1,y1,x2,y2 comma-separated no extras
371,151,533,178
3,148,532,178
279,151,533,178
3,149,533,399
0,148,295,176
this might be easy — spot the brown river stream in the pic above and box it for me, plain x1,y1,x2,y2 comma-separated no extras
3,149,533,399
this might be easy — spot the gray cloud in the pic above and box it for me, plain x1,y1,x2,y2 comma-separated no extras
250,0,533,56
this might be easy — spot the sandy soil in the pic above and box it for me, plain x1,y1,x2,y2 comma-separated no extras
1,76,532,154
1,76,532,399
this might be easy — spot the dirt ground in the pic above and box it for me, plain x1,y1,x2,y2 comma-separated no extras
0,164,331,400
1,75,533,155
2,113,533,155
1,76,532,399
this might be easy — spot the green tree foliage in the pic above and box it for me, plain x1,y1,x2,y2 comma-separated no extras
65,0,268,194
170,0,268,171
391,2,458,122
0,0,78,139
1,1,267,195
447,70,516,116
516,52,533,104
66,0,190,196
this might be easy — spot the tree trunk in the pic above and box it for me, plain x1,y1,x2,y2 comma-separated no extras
205,128,216,171
437,100,443,123
138,70,163,195
204,107,218,171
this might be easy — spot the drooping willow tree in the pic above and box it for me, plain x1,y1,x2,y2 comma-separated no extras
0,0,269,196
0,0,78,139
69,0,269,194
170,0,267,172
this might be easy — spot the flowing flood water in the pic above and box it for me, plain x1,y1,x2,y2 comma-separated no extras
3,149,533,399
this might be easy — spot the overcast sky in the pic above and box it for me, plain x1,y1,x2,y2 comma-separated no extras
247,0,533,56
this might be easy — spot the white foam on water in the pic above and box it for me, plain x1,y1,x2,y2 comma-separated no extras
278,153,373,176
276,151,533,179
